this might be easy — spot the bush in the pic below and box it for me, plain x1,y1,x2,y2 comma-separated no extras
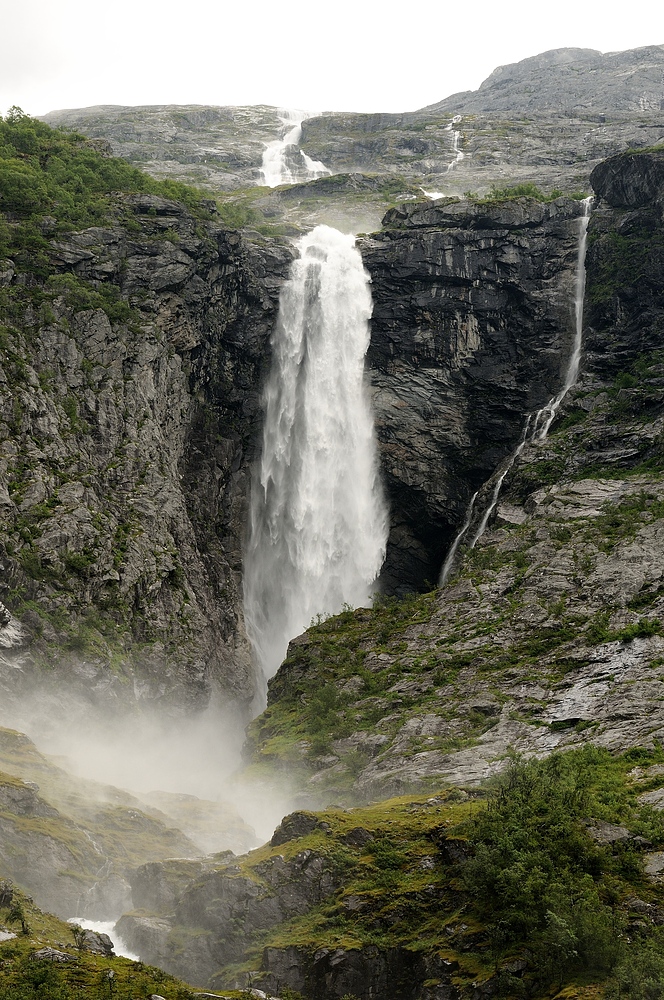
455,747,662,981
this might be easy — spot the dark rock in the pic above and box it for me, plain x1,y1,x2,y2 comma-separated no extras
259,944,461,1000
78,929,115,956
361,197,589,590
270,811,319,846
341,827,374,847
0,879,13,908
590,150,664,209
586,820,637,845
431,835,473,865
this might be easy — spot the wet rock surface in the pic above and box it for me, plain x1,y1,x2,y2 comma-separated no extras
0,194,293,710
361,197,587,590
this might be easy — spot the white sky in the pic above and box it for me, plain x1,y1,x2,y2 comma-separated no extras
1,0,663,117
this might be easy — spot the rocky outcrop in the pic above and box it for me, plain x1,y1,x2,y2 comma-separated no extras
589,148,664,209
259,945,460,1000
244,147,664,804
426,45,664,115
117,847,345,984
361,196,587,590
0,192,293,710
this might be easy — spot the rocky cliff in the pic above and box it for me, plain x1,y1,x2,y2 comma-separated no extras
41,46,664,234
0,114,293,715
110,144,664,1000
362,195,587,590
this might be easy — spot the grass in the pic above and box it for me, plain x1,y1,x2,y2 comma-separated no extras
0,886,195,999
156,749,664,999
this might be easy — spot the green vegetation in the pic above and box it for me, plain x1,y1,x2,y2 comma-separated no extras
483,182,563,202
205,749,664,998
0,107,214,276
0,886,194,999
462,183,589,204
247,590,439,770
458,748,661,982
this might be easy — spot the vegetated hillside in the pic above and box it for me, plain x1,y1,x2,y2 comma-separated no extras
41,46,664,233
116,747,664,999
0,109,293,712
0,880,196,999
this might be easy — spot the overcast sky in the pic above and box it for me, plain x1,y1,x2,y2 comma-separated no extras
2,0,663,117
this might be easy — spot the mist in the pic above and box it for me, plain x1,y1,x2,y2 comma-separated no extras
0,675,296,848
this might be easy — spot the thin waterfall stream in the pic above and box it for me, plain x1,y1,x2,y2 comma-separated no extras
244,225,388,681
440,198,593,585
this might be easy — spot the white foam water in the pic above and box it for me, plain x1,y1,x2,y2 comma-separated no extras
532,197,593,439
260,110,331,187
68,918,139,962
244,225,388,679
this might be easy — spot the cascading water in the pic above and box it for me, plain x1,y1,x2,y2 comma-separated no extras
440,197,593,584
532,196,594,439
421,116,464,200
260,110,331,187
445,115,464,173
243,225,388,680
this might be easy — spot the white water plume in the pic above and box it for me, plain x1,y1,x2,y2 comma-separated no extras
438,490,478,585
244,225,388,680
68,919,139,961
260,110,331,187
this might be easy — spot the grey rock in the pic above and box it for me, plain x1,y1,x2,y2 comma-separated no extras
341,827,374,847
31,947,76,963
78,929,115,956
270,811,319,846
646,853,664,877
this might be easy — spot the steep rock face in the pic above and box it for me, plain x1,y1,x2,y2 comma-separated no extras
0,193,293,710
117,846,344,985
243,147,664,804
360,196,586,590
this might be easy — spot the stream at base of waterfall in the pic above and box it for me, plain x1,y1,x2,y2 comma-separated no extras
244,225,388,680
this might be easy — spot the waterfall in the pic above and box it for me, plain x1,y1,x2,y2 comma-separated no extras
532,196,593,439
244,225,388,679
439,491,478,586
260,110,331,188
445,115,464,173
440,197,593,584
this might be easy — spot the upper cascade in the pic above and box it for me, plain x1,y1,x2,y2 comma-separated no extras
259,109,331,187
244,225,388,679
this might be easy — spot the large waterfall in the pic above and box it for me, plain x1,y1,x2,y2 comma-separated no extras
244,225,388,679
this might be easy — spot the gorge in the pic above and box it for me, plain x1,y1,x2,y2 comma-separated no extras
1,43,664,1000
